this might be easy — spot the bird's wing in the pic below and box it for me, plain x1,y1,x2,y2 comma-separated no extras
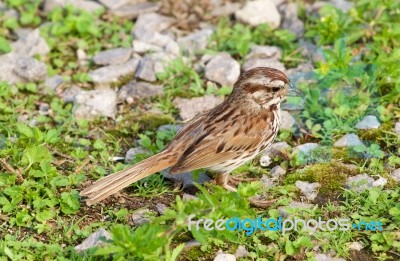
169,109,274,174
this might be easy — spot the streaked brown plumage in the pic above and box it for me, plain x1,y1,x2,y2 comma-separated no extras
80,67,291,205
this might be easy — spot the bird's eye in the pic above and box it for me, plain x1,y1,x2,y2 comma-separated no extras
271,87,280,92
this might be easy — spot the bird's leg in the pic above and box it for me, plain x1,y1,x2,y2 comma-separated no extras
230,175,259,185
215,172,237,192
215,173,275,208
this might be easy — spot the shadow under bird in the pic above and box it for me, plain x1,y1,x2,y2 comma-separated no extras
80,67,297,206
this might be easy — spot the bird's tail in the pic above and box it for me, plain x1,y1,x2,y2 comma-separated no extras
80,151,176,205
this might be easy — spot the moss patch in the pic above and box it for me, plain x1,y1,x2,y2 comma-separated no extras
137,113,175,130
358,123,399,151
284,162,359,194
332,147,364,164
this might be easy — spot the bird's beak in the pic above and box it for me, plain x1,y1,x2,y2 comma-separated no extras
287,81,301,96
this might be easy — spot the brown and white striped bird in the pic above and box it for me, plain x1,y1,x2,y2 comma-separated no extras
80,67,293,206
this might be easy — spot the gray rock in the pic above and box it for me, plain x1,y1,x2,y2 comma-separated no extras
98,0,137,9
74,88,117,119
211,2,241,17
205,53,240,87
44,0,104,13
93,48,132,65
132,40,162,54
334,134,363,147
330,0,353,12
391,169,400,182
395,122,400,135
134,30,179,55
269,165,286,178
0,54,47,84
235,0,281,29
295,181,320,200
173,95,224,121
130,208,152,226
278,201,314,217
14,56,47,82
355,115,381,129
286,62,315,86
346,174,374,192
61,85,81,103
118,81,163,102
182,193,198,201
280,3,304,37
348,242,364,251
372,176,387,187
178,28,214,54
263,142,290,158
11,29,50,57
234,246,249,259
135,52,176,82
155,203,167,215
132,12,175,36
246,45,282,60
75,228,111,252
162,169,211,188
44,75,64,91
299,40,325,63
89,58,140,85
125,147,148,163
214,253,236,261
185,239,201,249
315,254,346,261
135,56,157,82
111,2,160,19
261,175,275,187
293,143,319,155
242,58,286,72
280,110,295,129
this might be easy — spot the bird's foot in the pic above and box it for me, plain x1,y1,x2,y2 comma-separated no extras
249,196,276,208
216,173,275,208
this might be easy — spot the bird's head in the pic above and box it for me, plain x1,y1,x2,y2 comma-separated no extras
232,67,295,109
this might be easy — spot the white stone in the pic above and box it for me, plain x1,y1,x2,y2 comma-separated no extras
293,143,319,155
214,253,236,261
355,115,381,129
93,48,132,65
334,134,363,147
348,241,364,251
174,95,224,121
295,181,320,200
235,0,281,29
394,122,400,135
205,53,240,87
391,169,400,182
372,176,387,187
269,165,286,178
315,253,346,261
346,174,374,192
11,29,50,57
89,58,140,85
75,228,111,252
242,58,286,73
280,110,295,129
74,88,117,119
259,155,272,167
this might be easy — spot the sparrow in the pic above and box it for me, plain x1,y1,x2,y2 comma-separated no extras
80,67,294,206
